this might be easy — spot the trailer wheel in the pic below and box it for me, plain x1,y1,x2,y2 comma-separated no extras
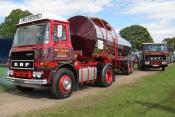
130,62,134,74
96,64,114,87
16,85,34,92
125,62,130,75
162,66,165,71
51,68,75,99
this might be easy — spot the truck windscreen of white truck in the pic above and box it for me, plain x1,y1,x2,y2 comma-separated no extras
144,44,167,52
13,22,50,47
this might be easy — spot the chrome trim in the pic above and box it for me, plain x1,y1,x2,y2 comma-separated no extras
6,77,48,85
11,60,34,70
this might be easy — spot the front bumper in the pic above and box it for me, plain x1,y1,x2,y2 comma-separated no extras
6,77,48,87
144,64,168,68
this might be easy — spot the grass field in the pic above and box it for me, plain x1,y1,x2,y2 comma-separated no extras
0,66,13,92
13,64,175,117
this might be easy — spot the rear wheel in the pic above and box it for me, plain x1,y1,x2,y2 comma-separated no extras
51,68,75,99
125,61,131,75
16,85,34,92
96,64,114,87
130,61,134,74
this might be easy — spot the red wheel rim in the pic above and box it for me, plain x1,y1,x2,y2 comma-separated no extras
106,69,113,84
59,75,72,93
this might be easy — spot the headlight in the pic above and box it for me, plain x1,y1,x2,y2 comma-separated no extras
33,71,37,78
145,62,150,65
7,70,14,76
33,71,43,78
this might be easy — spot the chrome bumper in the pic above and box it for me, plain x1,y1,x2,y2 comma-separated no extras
6,77,48,86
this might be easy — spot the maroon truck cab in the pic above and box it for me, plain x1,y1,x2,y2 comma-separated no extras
6,13,119,99
138,43,168,71
6,13,134,99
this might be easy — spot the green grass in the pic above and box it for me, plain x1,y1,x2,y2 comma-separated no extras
14,64,175,117
0,66,8,76
0,66,13,92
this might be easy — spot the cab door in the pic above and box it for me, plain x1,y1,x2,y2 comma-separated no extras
53,23,73,61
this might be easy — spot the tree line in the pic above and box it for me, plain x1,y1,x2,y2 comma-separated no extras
0,9,174,51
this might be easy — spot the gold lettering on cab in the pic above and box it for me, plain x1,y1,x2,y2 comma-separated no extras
54,48,69,57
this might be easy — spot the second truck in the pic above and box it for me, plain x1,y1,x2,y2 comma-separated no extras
137,43,168,71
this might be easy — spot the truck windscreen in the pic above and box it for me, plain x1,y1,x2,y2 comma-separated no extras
144,44,167,52
13,23,50,47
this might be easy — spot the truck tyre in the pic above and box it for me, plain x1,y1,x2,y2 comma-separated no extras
162,66,165,71
125,62,130,75
141,64,145,71
137,61,141,70
121,68,125,75
96,64,114,87
16,85,34,92
130,62,134,74
51,68,75,99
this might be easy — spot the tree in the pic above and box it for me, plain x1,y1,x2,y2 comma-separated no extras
119,25,154,50
162,37,175,52
0,9,32,38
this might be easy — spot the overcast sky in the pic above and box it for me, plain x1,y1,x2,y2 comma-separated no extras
0,0,175,42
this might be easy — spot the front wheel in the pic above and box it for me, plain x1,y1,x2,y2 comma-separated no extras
97,64,114,87
51,68,75,99
162,66,165,71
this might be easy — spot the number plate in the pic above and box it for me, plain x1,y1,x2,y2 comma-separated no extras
153,65,159,67
15,79,24,84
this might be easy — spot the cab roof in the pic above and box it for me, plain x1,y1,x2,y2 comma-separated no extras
18,13,68,25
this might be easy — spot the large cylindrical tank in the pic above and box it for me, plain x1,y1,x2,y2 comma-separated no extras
118,36,132,57
68,16,131,57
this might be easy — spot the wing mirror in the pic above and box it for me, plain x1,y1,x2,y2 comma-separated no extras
57,25,63,38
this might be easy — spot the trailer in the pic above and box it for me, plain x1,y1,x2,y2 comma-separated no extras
6,13,133,99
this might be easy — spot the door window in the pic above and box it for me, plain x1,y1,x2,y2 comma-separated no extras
54,24,66,42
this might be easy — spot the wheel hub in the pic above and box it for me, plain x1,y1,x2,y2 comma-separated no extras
106,69,112,84
59,75,72,93
63,79,72,90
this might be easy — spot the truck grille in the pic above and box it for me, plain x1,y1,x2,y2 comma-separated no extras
145,55,166,61
10,51,34,70
10,51,34,60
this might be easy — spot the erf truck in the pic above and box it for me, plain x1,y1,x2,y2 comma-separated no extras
138,43,168,71
6,13,133,99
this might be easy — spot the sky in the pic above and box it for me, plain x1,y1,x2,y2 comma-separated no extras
0,0,175,42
